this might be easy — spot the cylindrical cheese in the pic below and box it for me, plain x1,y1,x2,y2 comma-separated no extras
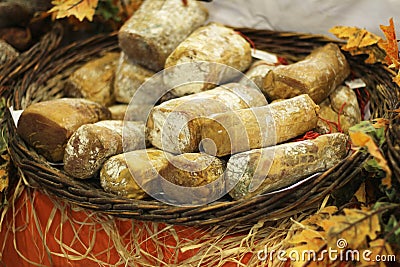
63,120,146,179
263,43,350,104
317,85,362,133
159,153,225,205
114,52,155,103
200,94,319,157
100,149,171,200
164,23,252,96
17,98,111,162
147,83,267,154
226,133,348,200
239,60,275,90
64,52,119,106
118,0,208,71
108,104,128,120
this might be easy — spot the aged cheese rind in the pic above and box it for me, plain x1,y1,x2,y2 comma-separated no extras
17,98,111,162
147,83,267,154
108,104,128,120
317,85,362,133
100,149,171,199
239,60,275,91
159,153,225,204
165,23,252,96
226,133,348,200
114,52,155,103
64,52,119,106
63,120,146,179
263,43,350,104
200,94,319,156
118,0,208,71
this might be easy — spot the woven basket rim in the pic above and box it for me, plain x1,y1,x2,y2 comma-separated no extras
2,24,399,226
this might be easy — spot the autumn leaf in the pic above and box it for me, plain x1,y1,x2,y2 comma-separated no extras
49,0,99,22
359,239,394,267
329,26,386,64
319,208,381,250
378,18,400,68
0,168,8,192
286,207,384,266
330,26,381,49
349,121,391,187
354,182,367,204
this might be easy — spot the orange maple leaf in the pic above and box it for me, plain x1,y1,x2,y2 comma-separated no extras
378,18,400,69
49,0,99,22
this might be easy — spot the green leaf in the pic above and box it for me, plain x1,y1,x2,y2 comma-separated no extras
96,0,120,21
349,120,386,146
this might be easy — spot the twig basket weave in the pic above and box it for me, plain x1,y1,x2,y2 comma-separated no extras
2,24,399,226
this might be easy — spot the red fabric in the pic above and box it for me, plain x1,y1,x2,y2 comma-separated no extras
0,188,260,267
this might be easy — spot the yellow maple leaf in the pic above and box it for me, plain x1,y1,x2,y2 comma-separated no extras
329,26,385,64
330,26,381,49
286,229,327,267
285,207,387,266
49,0,99,21
320,208,381,250
349,131,392,187
359,239,394,267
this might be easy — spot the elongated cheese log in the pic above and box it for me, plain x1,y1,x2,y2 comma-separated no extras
17,98,111,162
159,153,225,204
114,52,155,103
119,0,208,71
65,52,119,106
200,94,319,157
263,43,350,104
239,60,275,90
108,104,128,120
147,83,267,154
226,133,348,200
100,149,171,199
317,85,362,133
164,23,252,96
64,120,146,179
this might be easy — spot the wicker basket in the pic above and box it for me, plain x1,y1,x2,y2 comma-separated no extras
2,24,399,226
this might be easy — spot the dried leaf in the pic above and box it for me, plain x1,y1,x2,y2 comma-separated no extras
49,0,99,21
354,182,367,203
372,118,390,129
286,229,327,267
329,26,385,64
287,207,381,266
330,26,381,49
393,70,400,87
0,168,8,192
349,123,392,187
378,18,400,69
320,208,381,250
359,239,394,267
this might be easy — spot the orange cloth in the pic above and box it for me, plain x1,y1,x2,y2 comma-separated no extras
0,188,257,266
